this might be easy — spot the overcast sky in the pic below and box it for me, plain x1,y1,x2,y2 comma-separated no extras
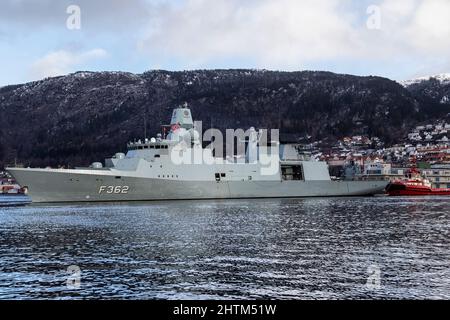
0,0,449,86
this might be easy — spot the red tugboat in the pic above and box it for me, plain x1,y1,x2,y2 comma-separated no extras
386,167,450,196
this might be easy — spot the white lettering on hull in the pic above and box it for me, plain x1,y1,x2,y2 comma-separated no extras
98,186,130,194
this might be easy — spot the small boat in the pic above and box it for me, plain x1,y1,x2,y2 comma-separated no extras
386,167,450,196
0,179,27,195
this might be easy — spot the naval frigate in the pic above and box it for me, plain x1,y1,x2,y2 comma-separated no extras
7,106,388,203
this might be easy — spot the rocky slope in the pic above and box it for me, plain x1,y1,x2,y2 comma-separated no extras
401,73,450,110
1,69,449,168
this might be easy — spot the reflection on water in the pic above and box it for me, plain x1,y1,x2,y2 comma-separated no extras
0,196,449,299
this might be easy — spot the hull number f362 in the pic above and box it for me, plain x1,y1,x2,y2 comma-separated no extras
98,186,130,194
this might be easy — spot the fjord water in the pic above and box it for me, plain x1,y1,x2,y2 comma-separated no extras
0,196,448,299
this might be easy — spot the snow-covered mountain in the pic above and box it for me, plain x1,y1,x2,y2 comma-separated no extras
400,73,450,87
400,73,450,107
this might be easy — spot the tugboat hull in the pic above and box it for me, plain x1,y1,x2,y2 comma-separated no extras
386,182,450,196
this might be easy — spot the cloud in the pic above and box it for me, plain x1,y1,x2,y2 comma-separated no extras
2,0,450,82
377,0,450,53
373,0,450,77
137,0,450,75
0,0,152,34
406,0,450,53
30,49,108,79
138,0,360,69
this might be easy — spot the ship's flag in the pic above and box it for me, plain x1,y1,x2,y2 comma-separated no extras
171,123,180,132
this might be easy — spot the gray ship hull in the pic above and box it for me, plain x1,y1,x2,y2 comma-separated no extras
7,168,388,203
